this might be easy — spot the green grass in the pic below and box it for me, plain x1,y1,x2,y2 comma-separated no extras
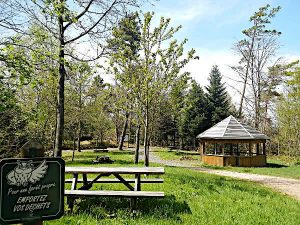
217,156,300,179
153,147,300,179
153,147,200,162
45,150,300,225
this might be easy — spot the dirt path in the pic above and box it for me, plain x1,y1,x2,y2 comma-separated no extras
149,151,300,201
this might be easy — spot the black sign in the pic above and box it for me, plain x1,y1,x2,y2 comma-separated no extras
0,158,64,224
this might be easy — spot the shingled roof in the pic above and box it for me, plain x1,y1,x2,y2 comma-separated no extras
196,115,269,140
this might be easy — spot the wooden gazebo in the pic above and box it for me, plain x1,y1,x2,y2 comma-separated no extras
196,115,269,167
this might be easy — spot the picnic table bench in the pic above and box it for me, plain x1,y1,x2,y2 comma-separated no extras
65,166,165,211
93,146,108,153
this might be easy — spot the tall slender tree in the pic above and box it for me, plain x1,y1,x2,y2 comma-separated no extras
231,4,281,127
107,12,141,151
206,65,231,126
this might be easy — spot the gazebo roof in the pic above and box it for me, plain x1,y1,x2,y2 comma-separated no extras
196,115,269,140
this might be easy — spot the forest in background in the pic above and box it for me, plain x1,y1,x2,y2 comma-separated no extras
0,1,299,163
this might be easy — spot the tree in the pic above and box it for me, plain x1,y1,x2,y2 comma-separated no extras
65,62,94,152
206,65,231,126
179,80,209,149
276,61,300,157
107,12,141,151
107,12,195,165
136,12,195,166
0,78,27,157
231,4,281,127
0,0,140,157
0,25,59,151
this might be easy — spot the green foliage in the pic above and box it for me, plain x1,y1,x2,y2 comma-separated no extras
244,4,281,37
179,80,209,148
206,65,231,126
0,80,27,157
277,62,300,157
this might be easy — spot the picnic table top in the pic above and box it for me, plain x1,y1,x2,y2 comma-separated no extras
65,166,165,175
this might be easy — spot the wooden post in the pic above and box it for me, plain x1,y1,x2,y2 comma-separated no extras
249,143,252,156
236,144,240,166
200,142,204,155
256,143,259,155
214,143,217,155
20,140,44,225
230,144,233,155
262,143,266,155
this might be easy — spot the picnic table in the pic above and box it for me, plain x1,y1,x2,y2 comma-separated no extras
65,166,165,211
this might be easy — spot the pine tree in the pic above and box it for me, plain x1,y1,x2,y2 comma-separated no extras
206,65,231,126
179,80,209,149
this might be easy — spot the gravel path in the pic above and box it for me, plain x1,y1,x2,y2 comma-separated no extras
149,151,300,201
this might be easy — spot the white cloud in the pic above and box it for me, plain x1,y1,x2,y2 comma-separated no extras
185,48,300,106
151,0,243,25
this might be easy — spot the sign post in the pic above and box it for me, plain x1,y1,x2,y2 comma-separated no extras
0,140,64,224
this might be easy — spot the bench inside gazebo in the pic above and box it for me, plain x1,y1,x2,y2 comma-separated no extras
196,116,269,167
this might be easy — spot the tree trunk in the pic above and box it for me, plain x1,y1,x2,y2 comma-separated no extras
238,70,248,118
115,125,120,145
134,124,140,164
54,4,65,157
118,113,129,150
127,115,131,148
77,82,82,152
72,139,76,162
238,26,256,118
77,121,81,152
144,114,149,167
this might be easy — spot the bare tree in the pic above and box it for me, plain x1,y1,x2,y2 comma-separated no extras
231,4,281,128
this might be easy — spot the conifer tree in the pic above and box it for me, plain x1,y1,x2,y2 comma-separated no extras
206,65,231,126
179,80,209,149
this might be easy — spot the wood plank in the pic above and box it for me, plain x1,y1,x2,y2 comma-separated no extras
65,178,164,183
134,174,141,191
65,167,164,175
64,190,164,198
71,174,78,190
113,174,134,191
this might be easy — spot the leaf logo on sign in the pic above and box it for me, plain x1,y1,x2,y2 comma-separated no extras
6,160,48,187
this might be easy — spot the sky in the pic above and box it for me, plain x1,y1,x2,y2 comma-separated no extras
142,0,300,104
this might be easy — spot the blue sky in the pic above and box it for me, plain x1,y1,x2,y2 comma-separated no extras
142,0,300,102
148,0,300,53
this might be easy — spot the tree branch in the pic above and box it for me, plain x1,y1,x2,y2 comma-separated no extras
65,0,117,45
64,0,95,31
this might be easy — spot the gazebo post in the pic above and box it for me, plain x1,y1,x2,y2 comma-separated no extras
200,142,204,155
214,143,217,155
248,143,251,156
256,143,259,155
230,144,233,155
262,143,266,155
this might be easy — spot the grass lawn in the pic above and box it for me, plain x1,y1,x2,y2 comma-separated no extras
153,147,300,179
153,147,200,161
46,150,300,225
213,156,300,179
